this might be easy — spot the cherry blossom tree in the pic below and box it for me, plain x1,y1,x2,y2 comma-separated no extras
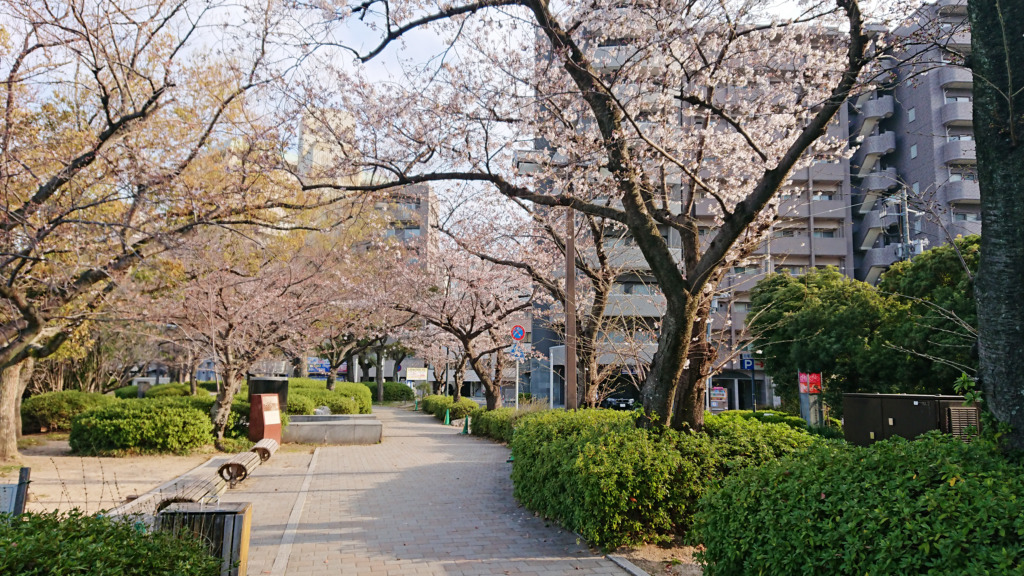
292,0,883,427
394,239,536,410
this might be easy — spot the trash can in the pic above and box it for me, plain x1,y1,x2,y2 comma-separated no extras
247,376,288,413
158,502,252,576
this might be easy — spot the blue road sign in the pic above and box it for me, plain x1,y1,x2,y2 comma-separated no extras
740,358,755,370
511,325,525,341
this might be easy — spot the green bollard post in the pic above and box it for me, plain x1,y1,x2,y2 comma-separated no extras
444,408,450,425
461,416,470,435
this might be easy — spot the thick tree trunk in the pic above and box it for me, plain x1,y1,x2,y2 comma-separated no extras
467,354,502,411
375,351,385,402
211,368,242,449
671,306,713,431
0,359,34,460
641,292,698,425
972,0,1024,450
390,352,407,381
326,372,336,391
14,358,35,441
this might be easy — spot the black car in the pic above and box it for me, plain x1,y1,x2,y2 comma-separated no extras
601,397,636,410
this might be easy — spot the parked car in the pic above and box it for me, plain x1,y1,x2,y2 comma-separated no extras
601,397,636,410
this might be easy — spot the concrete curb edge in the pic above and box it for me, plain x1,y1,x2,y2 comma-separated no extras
607,555,650,576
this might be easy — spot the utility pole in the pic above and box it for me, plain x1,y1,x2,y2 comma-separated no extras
565,207,577,410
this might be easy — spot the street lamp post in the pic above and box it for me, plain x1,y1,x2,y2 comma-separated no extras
751,349,762,413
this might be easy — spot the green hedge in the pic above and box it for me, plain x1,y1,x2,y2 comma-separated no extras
713,409,808,430
421,395,452,417
509,410,816,550
470,407,517,442
113,385,139,399
289,378,372,414
449,398,478,419
69,402,213,455
360,381,415,402
0,511,220,575
285,392,316,415
21,391,119,433
144,383,192,398
692,433,1024,575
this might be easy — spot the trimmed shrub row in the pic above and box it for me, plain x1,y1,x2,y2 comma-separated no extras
0,511,221,575
113,385,138,399
21,390,118,433
421,395,478,421
509,409,816,549
692,432,1024,575
288,379,372,414
144,382,192,398
69,402,213,456
360,381,415,402
713,409,808,430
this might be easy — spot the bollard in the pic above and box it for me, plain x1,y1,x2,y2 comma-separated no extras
414,398,418,411
444,408,450,425
461,416,470,435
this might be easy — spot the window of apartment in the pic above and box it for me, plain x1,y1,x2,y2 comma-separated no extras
732,302,750,313
912,182,920,195
812,190,836,201
778,189,799,201
778,265,806,276
403,227,422,238
954,212,981,222
947,126,974,141
612,282,660,295
944,89,972,103
907,107,916,122
732,265,759,275
910,144,918,159
773,229,799,238
949,164,978,182
813,228,838,238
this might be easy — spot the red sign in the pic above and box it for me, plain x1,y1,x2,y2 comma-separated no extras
511,325,525,341
249,393,282,443
799,373,822,394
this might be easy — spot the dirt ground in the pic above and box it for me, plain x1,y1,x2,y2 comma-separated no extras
614,543,703,576
1,434,214,514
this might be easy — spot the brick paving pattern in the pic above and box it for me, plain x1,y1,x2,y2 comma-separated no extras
221,406,625,576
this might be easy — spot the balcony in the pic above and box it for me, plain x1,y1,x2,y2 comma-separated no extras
856,210,898,250
758,235,811,257
855,131,895,176
862,131,896,157
862,168,900,193
809,197,848,219
941,180,980,204
789,161,846,184
938,65,972,88
860,246,899,284
941,139,976,164
812,236,850,257
940,101,973,126
937,0,967,14
604,293,666,318
862,95,894,121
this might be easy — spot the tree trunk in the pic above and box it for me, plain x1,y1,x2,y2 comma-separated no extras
211,368,242,449
971,0,1024,450
375,351,385,403
0,359,33,460
390,352,407,381
326,371,336,391
641,292,698,425
14,358,35,441
187,352,199,396
453,355,467,401
671,304,713,431
467,354,503,411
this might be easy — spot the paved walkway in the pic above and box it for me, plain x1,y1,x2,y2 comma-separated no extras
220,406,625,576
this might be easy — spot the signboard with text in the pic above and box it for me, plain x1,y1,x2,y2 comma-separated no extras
798,372,822,394
406,367,429,381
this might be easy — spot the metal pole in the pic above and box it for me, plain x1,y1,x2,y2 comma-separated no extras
515,360,520,410
565,207,577,410
751,364,757,413
549,361,554,409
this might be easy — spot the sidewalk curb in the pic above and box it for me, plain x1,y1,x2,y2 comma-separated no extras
607,555,649,576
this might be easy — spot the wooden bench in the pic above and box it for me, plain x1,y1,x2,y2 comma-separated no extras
107,472,226,524
250,438,279,462
1,467,30,515
217,451,262,485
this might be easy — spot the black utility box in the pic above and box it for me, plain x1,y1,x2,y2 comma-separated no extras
843,393,978,446
247,376,289,413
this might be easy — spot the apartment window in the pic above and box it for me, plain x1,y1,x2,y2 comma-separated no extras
944,89,972,103
779,190,799,201
773,229,798,238
779,265,806,276
813,229,838,238
947,126,974,141
907,107,916,122
733,302,751,313
954,212,981,222
403,227,422,238
912,182,920,195
812,191,835,201
732,265,759,275
949,164,978,182
910,144,918,159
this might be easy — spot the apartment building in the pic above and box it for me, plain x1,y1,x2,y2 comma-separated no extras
851,0,975,284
